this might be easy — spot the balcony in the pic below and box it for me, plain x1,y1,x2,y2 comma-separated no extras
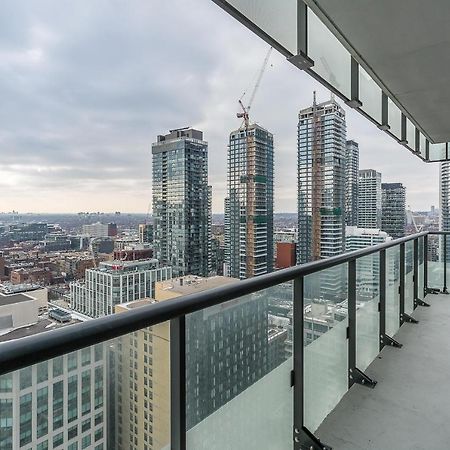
0,231,447,450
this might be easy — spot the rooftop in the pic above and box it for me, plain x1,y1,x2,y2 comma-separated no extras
158,275,237,295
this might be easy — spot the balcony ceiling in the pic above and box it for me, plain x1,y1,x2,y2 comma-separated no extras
307,0,450,143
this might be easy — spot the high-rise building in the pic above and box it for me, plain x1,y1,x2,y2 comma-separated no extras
381,183,406,238
70,260,172,318
297,95,346,264
224,123,274,279
358,169,382,229
345,226,391,251
345,140,359,226
440,162,450,232
152,128,211,277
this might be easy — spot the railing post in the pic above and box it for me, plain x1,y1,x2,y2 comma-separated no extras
413,239,419,308
424,234,428,295
444,234,448,294
348,260,357,388
293,276,331,450
379,250,386,350
170,316,186,450
399,243,405,325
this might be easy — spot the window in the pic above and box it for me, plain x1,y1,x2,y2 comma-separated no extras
37,441,48,450
37,362,48,383
20,393,32,446
82,435,91,449
0,374,12,393
19,367,32,389
82,418,91,433
68,424,78,440
53,432,64,448
81,348,91,366
68,352,78,371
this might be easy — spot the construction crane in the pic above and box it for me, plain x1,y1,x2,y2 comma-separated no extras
236,46,272,278
237,46,273,128
408,206,423,232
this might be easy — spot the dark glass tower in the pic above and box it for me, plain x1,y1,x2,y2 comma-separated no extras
152,128,211,277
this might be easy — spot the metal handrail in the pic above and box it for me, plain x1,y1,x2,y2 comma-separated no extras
0,231,429,375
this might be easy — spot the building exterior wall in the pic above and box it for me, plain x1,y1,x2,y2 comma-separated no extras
358,169,382,229
0,345,107,450
440,162,450,232
276,242,297,269
345,140,359,226
114,302,170,450
381,182,406,238
224,124,274,279
152,128,211,277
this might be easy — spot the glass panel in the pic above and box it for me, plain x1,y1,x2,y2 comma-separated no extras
428,234,443,289
406,119,416,150
419,133,427,158
387,98,402,139
308,9,351,98
429,143,446,161
359,67,381,123
186,283,293,449
386,246,401,336
227,0,298,54
418,237,425,301
356,254,380,371
405,241,414,315
303,264,348,432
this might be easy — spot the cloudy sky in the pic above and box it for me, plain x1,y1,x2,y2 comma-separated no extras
0,0,439,214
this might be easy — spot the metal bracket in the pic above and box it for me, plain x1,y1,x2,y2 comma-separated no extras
378,124,391,131
295,426,332,450
402,313,419,324
382,334,402,348
349,368,377,389
288,52,314,70
426,287,440,295
416,298,430,307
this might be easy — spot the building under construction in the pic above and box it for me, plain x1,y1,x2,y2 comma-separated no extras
297,94,346,265
224,124,274,279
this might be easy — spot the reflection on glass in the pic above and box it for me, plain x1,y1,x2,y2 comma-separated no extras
303,264,348,432
186,284,293,449
307,9,351,98
405,241,414,315
359,67,381,123
356,254,380,370
386,246,400,336
227,0,298,54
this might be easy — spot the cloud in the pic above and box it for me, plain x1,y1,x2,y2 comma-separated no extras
0,0,439,213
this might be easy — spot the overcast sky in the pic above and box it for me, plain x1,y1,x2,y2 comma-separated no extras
0,0,440,214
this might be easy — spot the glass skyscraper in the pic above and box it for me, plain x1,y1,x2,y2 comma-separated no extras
381,182,406,238
345,140,359,227
152,128,211,277
224,123,274,279
297,96,346,265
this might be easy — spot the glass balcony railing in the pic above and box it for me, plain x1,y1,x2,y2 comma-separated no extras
0,231,445,450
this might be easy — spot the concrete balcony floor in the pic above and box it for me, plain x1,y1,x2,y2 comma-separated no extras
316,292,450,450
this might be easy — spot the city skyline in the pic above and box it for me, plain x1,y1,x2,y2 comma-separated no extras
0,0,439,215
